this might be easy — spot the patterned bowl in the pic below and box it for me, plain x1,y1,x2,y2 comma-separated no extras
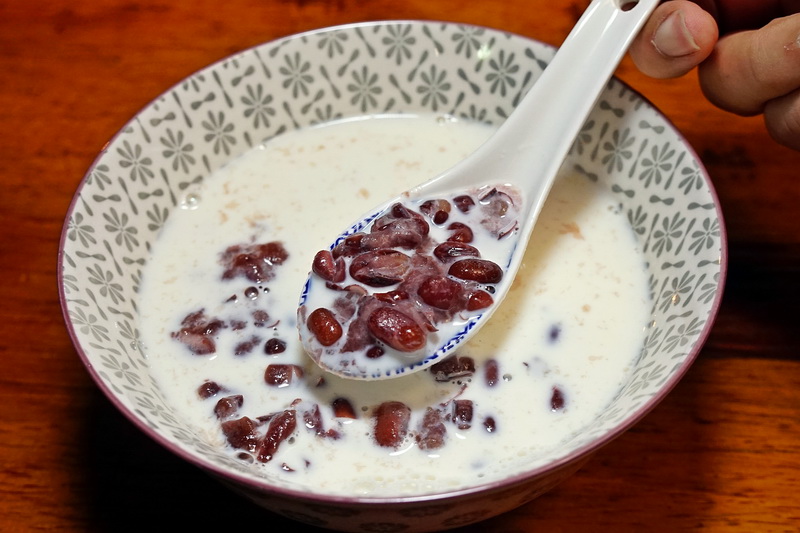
59,21,726,532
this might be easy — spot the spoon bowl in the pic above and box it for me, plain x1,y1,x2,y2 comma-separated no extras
298,0,660,379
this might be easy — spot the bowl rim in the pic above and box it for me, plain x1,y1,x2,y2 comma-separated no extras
58,18,728,506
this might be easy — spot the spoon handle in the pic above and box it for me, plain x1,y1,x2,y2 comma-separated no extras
413,0,659,204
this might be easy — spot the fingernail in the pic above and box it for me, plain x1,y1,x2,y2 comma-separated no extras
652,10,700,58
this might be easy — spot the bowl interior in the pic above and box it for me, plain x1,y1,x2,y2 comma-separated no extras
60,21,725,501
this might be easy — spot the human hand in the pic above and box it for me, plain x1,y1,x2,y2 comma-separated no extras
629,1,800,150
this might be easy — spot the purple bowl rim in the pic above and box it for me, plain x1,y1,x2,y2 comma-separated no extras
57,19,729,507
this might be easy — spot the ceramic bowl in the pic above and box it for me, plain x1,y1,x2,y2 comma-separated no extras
59,21,726,532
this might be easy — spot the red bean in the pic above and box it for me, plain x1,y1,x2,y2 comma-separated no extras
374,290,410,303
419,199,451,225
484,359,500,387
171,309,226,355
221,416,259,452
466,289,494,311
446,222,474,243
214,395,243,419
366,346,385,358
453,194,475,213
429,355,476,382
416,407,447,450
197,380,223,399
264,338,287,354
251,309,270,327
433,242,480,262
452,399,474,429
417,276,462,310
257,410,297,463
312,249,345,282
307,308,343,346
373,203,429,236
219,241,288,283
332,397,357,419
332,233,366,258
264,364,304,387
302,403,325,435
363,218,427,249
448,258,503,284
551,386,566,411
373,401,411,447
367,307,427,352
234,335,261,356
349,249,411,287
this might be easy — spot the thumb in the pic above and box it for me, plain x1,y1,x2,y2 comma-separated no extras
629,1,718,79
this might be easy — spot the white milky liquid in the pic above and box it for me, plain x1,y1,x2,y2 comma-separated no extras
139,114,651,497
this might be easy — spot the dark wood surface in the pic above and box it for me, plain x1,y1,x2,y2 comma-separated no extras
1,1,798,531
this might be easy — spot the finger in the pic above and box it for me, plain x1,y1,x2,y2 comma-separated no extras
764,87,800,150
629,1,719,79
699,14,800,115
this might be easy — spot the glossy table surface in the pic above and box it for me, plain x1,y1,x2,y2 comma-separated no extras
1,0,798,531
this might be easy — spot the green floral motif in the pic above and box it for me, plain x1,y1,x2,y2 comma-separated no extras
279,52,314,98
383,24,416,65
626,361,669,396
86,263,125,305
664,317,705,352
640,142,675,187
88,163,112,191
627,204,648,235
689,217,720,255
146,203,169,233
160,128,196,173
116,319,140,345
417,65,451,111
241,84,276,129
602,127,635,173
668,271,697,305
348,66,382,112
69,307,110,342
652,213,686,256
134,392,177,424
458,104,490,122
451,25,485,58
698,273,721,304
679,160,705,194
486,49,519,96
312,103,343,124
100,349,142,387
318,29,348,58
118,140,154,185
640,325,662,361
68,211,96,248
103,207,139,252
202,111,236,156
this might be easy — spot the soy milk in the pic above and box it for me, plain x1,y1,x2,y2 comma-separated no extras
139,114,650,496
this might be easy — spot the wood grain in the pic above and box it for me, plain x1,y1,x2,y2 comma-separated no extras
1,0,798,531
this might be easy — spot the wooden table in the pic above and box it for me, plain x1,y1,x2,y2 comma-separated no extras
2,1,798,531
